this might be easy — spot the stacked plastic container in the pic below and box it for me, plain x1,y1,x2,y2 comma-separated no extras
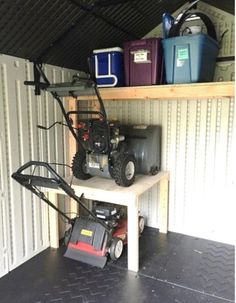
162,1,219,84
123,38,165,86
92,47,124,87
92,2,219,87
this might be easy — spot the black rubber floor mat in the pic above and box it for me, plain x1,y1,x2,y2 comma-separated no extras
35,265,232,303
0,231,234,303
157,237,235,301
111,228,235,302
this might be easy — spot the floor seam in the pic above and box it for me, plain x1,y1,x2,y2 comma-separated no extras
138,272,235,303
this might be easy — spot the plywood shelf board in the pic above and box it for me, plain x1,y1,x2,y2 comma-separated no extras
76,81,234,101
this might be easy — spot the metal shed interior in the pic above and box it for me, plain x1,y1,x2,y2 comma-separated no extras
0,0,235,294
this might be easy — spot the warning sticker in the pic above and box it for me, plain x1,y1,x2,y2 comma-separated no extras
81,229,93,237
177,48,189,60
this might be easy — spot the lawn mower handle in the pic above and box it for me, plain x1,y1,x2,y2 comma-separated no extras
11,161,73,194
12,161,111,232
14,160,60,176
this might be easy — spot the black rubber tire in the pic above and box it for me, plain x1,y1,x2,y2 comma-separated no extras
64,227,72,246
138,216,145,234
109,237,124,261
71,151,91,180
113,153,136,187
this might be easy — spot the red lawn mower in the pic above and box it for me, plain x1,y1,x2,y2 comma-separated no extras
12,161,144,268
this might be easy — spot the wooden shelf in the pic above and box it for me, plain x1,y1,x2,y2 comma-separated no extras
78,81,234,101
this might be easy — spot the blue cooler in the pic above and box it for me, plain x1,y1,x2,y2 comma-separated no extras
162,34,219,84
93,47,124,87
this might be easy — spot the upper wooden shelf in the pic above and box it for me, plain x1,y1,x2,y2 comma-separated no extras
78,81,234,101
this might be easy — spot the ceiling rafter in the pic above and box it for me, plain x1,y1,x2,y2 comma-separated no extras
69,0,139,39
37,10,90,62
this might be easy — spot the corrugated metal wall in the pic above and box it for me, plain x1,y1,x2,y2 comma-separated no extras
0,54,75,277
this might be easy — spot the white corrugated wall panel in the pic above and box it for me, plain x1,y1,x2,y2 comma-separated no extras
102,98,235,244
0,67,9,278
0,54,75,277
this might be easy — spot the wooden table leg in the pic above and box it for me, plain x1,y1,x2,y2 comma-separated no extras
48,192,59,248
127,196,139,272
158,177,169,233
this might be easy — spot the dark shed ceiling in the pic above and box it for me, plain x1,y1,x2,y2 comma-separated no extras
0,0,234,71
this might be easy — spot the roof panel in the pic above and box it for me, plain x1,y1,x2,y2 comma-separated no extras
0,0,234,70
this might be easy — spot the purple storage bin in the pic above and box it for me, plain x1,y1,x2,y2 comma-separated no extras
124,38,164,86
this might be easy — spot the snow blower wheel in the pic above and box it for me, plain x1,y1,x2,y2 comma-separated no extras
72,151,91,180
113,153,136,187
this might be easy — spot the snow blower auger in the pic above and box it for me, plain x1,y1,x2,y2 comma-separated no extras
24,62,136,187
12,161,144,268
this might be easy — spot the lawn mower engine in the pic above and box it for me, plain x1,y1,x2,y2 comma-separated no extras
65,201,145,268
64,202,125,268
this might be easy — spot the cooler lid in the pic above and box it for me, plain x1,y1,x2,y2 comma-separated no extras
93,47,123,54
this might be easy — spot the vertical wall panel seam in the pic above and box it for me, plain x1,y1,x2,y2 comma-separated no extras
26,63,35,248
1,63,15,265
173,101,181,227
44,93,49,170
193,100,201,186
0,68,8,262
150,100,154,124
15,80,26,257
36,93,44,246
203,99,212,191
63,96,69,176
0,133,8,272
225,98,234,182
0,139,5,248
182,100,190,226
61,70,66,177
45,93,50,167
52,68,59,173
213,99,222,183
25,62,36,252
166,101,171,170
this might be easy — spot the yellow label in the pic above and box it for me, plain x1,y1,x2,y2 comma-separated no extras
81,229,93,237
